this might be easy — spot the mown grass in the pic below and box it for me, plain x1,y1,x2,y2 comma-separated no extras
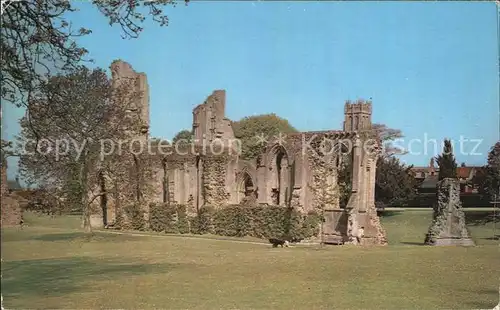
1,210,499,309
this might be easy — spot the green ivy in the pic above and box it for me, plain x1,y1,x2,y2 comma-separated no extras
116,204,146,231
149,203,190,234
191,205,215,234
212,204,321,240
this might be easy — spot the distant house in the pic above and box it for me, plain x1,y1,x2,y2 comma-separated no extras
410,159,482,194
417,175,439,194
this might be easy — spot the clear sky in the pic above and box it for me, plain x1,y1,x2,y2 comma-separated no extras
2,1,499,179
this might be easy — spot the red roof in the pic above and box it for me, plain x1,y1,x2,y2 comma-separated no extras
411,166,482,179
456,167,474,179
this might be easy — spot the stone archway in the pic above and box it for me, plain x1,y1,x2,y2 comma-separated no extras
268,145,289,206
237,171,256,204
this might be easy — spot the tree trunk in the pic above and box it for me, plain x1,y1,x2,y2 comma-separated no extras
79,154,92,234
318,207,325,248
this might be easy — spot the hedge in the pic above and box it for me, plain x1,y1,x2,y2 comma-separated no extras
211,204,321,240
149,203,190,234
190,205,215,234
118,202,321,241
115,203,146,231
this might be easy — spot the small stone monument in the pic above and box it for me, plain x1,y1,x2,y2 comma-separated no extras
424,178,474,246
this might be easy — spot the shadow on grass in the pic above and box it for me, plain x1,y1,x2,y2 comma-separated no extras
465,211,500,226
400,241,426,246
31,232,149,242
464,289,499,309
1,257,189,298
378,210,405,218
481,235,500,240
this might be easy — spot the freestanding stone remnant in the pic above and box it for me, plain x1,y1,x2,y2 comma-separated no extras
424,178,474,246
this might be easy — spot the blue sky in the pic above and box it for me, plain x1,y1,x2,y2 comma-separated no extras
2,1,499,179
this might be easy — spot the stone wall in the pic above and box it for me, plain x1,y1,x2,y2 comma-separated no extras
88,63,386,246
193,90,234,143
202,154,232,207
110,60,150,139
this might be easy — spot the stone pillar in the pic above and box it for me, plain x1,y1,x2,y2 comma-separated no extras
196,157,204,210
424,178,474,246
350,138,362,194
369,157,377,208
256,163,267,204
358,156,368,213
279,158,289,206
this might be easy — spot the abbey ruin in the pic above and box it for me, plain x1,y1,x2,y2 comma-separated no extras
90,60,387,245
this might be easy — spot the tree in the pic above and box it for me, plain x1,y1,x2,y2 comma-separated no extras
2,0,184,108
474,142,500,200
371,123,406,157
17,66,141,233
232,114,298,160
375,157,417,207
172,129,193,144
435,139,457,180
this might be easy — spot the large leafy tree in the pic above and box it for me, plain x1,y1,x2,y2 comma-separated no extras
1,0,184,108
375,157,417,207
435,139,457,180
371,123,406,157
231,114,298,160
172,129,193,144
17,66,144,232
474,142,500,200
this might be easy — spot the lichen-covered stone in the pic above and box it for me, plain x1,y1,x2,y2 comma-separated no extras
424,178,474,246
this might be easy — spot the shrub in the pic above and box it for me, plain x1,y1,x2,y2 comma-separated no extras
191,205,214,234
176,204,190,234
211,204,321,241
213,204,252,237
149,203,177,233
149,203,190,234
116,203,146,231
299,211,321,240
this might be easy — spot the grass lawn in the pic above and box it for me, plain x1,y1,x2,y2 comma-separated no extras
1,211,499,309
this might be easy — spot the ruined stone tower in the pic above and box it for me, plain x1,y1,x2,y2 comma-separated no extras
192,90,234,144
343,99,372,132
110,60,150,140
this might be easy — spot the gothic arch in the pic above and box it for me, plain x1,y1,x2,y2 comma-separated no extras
334,140,352,168
236,171,256,203
267,144,290,206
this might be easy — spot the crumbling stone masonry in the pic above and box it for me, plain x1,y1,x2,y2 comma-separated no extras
424,178,474,246
89,60,387,245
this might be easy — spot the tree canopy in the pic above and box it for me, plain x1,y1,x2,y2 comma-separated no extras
1,0,184,108
436,139,458,180
474,141,500,200
17,66,149,232
172,129,194,144
231,114,298,160
371,123,406,157
375,157,417,207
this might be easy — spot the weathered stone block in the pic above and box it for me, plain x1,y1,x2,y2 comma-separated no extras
424,178,474,246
